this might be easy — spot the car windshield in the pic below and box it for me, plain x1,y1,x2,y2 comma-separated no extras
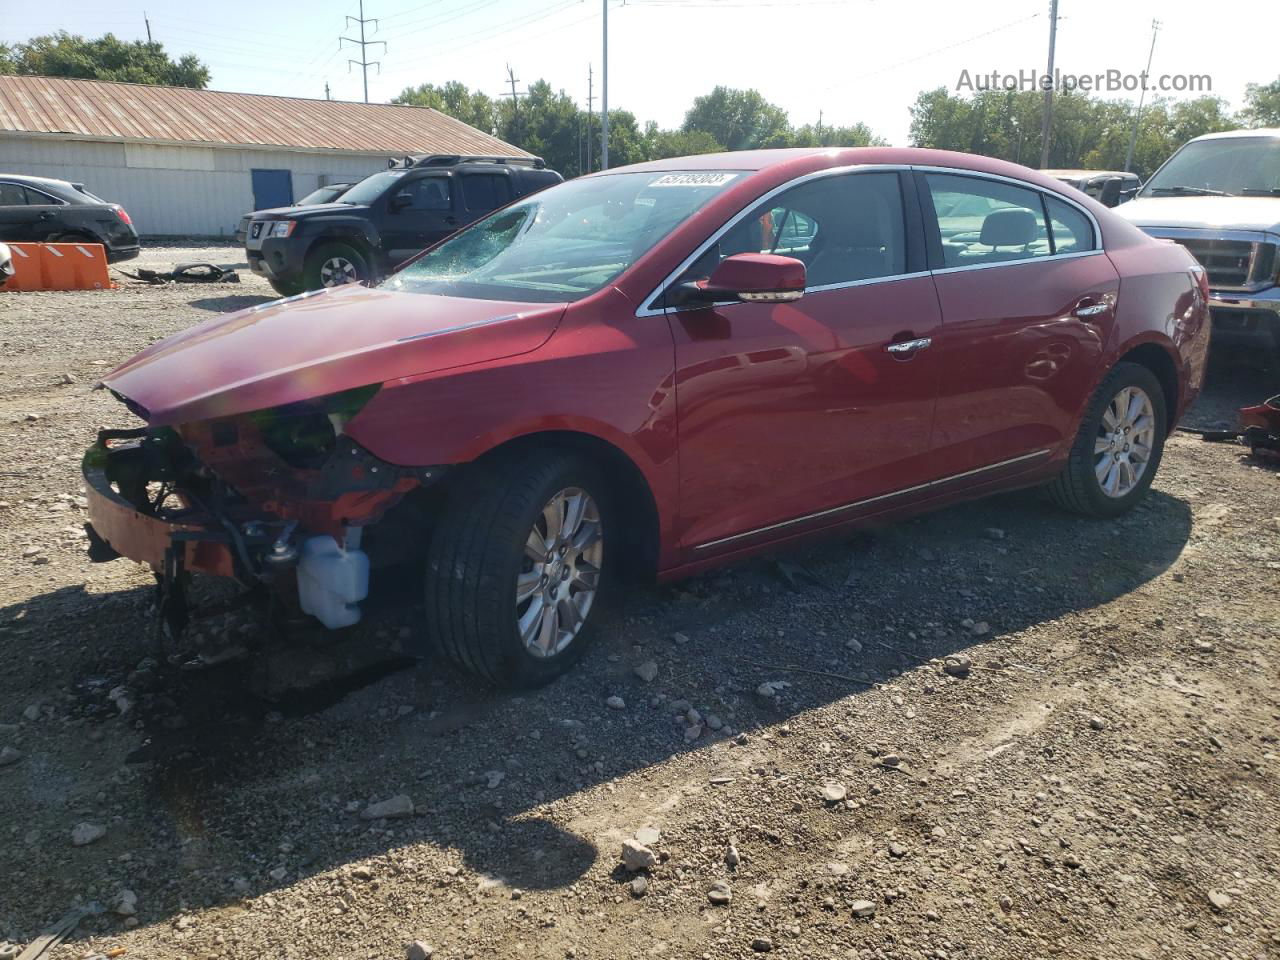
1141,137,1280,198
298,185,347,205
336,170,409,205
383,170,744,303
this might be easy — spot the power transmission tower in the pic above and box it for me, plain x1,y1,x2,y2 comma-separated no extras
1124,19,1161,173
586,64,594,173
601,0,609,169
1037,0,1059,169
340,0,386,104
502,65,524,147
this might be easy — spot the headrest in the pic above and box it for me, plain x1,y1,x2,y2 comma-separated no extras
980,208,1037,247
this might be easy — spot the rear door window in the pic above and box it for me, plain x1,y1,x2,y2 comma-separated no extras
461,174,512,212
925,173,1051,267
1044,196,1094,254
0,182,28,206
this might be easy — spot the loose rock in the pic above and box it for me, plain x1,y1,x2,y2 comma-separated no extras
942,654,971,678
634,661,659,683
362,794,415,819
751,937,773,952
707,880,732,905
621,839,657,872
820,782,847,804
406,941,435,960
0,746,21,767
630,875,649,897
606,695,625,710
71,822,106,846
851,899,877,918
113,888,138,917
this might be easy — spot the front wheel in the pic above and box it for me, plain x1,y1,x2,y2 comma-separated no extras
304,241,371,291
1047,361,1167,517
424,450,610,688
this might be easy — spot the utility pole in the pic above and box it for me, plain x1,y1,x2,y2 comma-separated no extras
340,0,386,104
1037,0,1058,169
1124,18,1161,173
325,81,331,101
143,12,152,42
502,65,523,147
601,0,609,169
586,64,594,173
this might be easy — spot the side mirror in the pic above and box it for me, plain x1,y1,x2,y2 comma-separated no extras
0,242,13,287
673,253,806,306
390,191,412,212
1097,177,1123,207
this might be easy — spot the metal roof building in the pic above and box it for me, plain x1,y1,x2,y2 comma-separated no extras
0,75,529,236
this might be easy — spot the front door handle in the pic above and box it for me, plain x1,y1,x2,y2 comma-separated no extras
885,336,932,356
1073,299,1109,318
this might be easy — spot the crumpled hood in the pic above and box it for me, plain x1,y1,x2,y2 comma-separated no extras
103,284,565,426
1115,196,1280,234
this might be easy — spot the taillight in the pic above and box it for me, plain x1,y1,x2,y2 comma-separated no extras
113,205,133,226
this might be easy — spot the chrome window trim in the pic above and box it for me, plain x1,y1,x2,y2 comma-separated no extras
692,449,1052,552
635,163,1106,318
930,248,1106,276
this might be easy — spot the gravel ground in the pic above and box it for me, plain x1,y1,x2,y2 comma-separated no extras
1,243,1278,960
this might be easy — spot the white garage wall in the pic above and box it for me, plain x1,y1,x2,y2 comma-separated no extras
0,137,389,237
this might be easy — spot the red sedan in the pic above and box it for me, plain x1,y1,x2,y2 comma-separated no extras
85,148,1210,688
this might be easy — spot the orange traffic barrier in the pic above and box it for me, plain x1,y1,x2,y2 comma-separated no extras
1,242,115,291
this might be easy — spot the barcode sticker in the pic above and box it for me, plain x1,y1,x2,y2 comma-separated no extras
650,173,738,187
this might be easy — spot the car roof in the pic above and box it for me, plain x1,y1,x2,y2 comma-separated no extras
1043,169,1136,179
1187,128,1280,143
596,147,1090,196
0,172,78,190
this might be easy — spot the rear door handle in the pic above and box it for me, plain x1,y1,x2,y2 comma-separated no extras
1073,299,1109,318
885,336,932,356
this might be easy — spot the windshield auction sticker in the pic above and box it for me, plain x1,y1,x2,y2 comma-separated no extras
650,173,739,187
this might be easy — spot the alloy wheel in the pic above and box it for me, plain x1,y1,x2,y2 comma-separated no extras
1094,385,1156,498
516,487,603,658
319,256,359,286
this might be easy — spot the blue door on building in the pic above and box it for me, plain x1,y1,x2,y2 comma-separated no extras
250,169,293,210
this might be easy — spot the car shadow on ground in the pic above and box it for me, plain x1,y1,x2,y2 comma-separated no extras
0,485,1193,943
188,293,277,314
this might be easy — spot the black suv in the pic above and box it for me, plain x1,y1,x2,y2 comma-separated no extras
243,155,562,295
0,174,140,261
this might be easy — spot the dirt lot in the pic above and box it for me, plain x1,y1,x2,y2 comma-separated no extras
1,243,1278,960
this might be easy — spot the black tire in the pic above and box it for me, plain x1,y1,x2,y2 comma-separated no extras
269,277,305,297
303,241,371,291
1047,361,1167,518
424,449,611,689
49,231,97,245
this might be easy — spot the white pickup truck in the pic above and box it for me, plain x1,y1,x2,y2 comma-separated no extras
1114,128,1280,359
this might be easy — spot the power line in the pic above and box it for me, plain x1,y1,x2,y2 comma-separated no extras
341,0,387,103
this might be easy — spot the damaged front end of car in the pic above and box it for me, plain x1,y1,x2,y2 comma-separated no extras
83,384,443,639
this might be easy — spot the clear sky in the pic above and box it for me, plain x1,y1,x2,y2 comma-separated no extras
5,0,1277,145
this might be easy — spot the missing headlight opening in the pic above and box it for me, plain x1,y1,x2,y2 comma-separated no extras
83,384,445,640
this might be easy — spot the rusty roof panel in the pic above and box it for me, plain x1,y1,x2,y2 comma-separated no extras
0,75,531,158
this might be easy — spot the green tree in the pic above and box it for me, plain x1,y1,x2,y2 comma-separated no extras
0,31,208,87
789,122,886,148
645,127,723,160
1240,77,1280,128
392,80,497,133
682,87,791,150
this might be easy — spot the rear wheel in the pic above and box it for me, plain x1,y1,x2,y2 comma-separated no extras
304,241,371,291
424,450,610,688
1048,361,1167,517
